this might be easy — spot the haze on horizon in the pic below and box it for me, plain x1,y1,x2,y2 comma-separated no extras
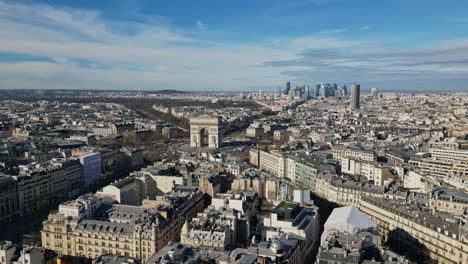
1,0,468,92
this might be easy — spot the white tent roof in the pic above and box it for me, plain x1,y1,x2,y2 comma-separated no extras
321,206,376,244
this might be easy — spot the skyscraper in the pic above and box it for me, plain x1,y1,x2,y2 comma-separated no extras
285,81,291,95
319,83,326,98
351,84,360,110
371,87,379,99
315,84,320,97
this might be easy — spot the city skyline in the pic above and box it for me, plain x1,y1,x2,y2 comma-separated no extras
1,0,468,91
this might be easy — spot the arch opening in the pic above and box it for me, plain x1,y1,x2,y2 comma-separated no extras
200,128,209,147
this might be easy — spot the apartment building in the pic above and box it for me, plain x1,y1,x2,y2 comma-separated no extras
74,152,102,187
332,145,377,162
97,174,156,206
230,232,305,264
256,234,303,264
137,163,186,193
429,141,461,150
0,176,19,222
292,160,318,191
385,149,412,165
14,169,51,214
98,149,129,180
429,148,468,162
121,148,144,168
409,158,452,179
92,126,113,137
315,176,385,207
181,208,236,250
230,175,280,201
345,147,377,162
430,187,468,216
250,149,328,191
317,228,409,264
263,201,320,263
0,241,56,264
211,191,257,219
403,170,426,190
110,123,134,135
331,145,347,160
225,162,246,177
14,159,81,215
409,157,468,190
444,174,468,191
48,159,82,199
360,196,468,264
341,157,391,186
146,242,200,264
142,186,205,242
453,160,468,178
257,150,286,178
41,195,181,262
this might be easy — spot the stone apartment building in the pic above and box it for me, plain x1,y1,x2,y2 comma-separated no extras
249,149,331,191
315,176,385,207
0,176,19,222
181,207,237,250
142,186,205,242
14,159,81,215
263,201,320,263
332,145,377,162
360,196,468,264
314,174,468,263
96,173,156,206
341,157,392,186
41,195,183,262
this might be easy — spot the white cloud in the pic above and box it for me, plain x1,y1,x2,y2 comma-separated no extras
359,26,370,31
319,28,348,34
1,1,464,91
196,20,207,31
287,36,365,49
0,1,303,90
266,38,468,86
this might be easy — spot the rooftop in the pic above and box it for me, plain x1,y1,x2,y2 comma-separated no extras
93,254,141,264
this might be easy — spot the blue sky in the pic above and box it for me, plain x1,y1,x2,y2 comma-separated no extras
1,0,468,91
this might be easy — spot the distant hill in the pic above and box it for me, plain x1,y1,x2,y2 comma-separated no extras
153,89,191,94
0,89,192,99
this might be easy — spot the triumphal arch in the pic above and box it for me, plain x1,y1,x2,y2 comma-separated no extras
190,116,221,148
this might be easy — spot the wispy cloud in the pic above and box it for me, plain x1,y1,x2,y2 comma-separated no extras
319,28,348,34
359,26,371,31
286,35,373,50
0,0,466,91
265,40,468,85
196,20,207,31
0,1,298,90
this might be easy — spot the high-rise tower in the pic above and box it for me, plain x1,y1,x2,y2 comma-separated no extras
351,84,361,110
285,81,291,95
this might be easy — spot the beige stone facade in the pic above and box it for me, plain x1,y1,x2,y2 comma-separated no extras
314,176,468,263
360,196,468,264
41,189,205,262
190,116,221,149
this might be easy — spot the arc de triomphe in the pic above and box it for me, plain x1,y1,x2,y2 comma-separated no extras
190,116,221,148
